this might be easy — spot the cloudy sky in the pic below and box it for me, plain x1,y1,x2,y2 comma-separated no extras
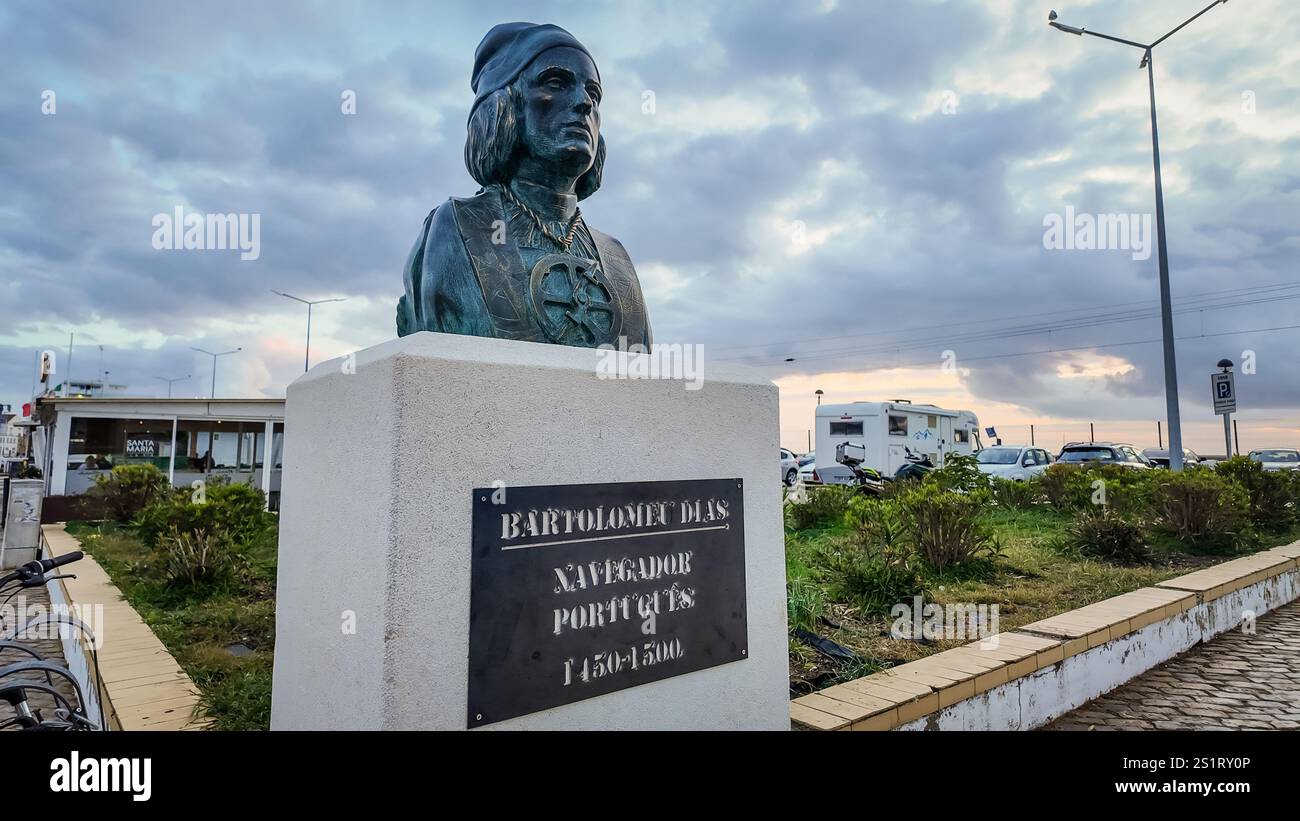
2,0,1297,454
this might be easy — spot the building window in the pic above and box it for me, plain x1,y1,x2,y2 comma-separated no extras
888,415,908,436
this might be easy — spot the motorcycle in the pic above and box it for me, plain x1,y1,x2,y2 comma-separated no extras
834,442,885,495
835,442,934,494
890,446,935,483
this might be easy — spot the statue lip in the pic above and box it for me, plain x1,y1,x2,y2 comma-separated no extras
562,121,592,139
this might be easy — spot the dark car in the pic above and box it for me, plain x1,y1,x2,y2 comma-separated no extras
1140,448,1201,468
1056,442,1151,469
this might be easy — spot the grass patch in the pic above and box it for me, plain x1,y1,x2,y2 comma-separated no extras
786,503,1300,697
65,519,276,730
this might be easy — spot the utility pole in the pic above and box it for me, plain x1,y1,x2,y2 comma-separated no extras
1048,1,1232,471
153,375,191,399
272,290,347,372
191,347,242,398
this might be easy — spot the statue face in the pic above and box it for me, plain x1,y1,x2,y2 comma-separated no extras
518,46,601,179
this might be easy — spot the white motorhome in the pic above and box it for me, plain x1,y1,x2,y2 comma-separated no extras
810,401,980,485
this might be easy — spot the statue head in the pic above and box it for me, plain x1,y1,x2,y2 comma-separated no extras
464,23,606,200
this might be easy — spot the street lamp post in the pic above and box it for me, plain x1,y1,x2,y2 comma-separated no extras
1048,1,1230,472
153,374,191,398
815,389,824,406
272,290,347,372
190,347,241,398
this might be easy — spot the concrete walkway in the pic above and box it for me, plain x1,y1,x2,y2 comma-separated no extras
1046,598,1300,730
42,524,210,730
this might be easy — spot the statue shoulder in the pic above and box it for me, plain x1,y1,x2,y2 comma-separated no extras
398,193,497,337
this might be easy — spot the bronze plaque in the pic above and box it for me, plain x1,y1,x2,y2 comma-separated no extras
467,478,747,727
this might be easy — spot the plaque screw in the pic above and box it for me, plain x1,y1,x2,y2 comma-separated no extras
476,713,482,720
480,496,486,501
742,649,747,655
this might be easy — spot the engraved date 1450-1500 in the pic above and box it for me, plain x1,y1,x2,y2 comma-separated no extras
562,638,685,686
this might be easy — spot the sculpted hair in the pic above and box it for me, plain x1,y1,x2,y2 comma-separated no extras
464,83,606,200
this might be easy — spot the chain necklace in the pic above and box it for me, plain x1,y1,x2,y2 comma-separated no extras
499,184,584,252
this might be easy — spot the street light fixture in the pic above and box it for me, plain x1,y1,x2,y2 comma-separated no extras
272,290,348,372
815,389,824,406
190,347,241,398
153,374,191,399
1047,1,1231,472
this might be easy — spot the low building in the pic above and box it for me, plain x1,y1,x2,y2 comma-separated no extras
1,412,19,458
31,396,286,508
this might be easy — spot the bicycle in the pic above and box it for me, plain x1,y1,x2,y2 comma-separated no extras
0,551,105,730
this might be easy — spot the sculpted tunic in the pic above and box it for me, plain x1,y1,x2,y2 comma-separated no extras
397,185,652,349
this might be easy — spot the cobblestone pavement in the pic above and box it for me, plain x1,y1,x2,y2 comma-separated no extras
1,585,83,730
1047,598,1300,730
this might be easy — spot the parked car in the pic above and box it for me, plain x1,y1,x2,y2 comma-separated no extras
1141,448,1201,468
797,451,816,468
974,446,1053,481
1247,448,1300,472
1055,442,1151,469
798,460,818,484
780,448,799,485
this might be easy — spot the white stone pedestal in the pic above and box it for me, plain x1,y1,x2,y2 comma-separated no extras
270,332,788,730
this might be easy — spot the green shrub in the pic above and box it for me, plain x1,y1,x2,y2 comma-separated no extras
89,464,170,522
845,495,907,550
135,478,275,550
1059,509,1150,565
1039,463,1082,509
1152,468,1249,548
818,542,921,620
988,477,1042,510
155,527,248,589
1215,456,1296,531
924,453,988,493
787,485,854,531
1039,463,1156,517
897,482,997,574
786,576,827,633
1083,464,1158,517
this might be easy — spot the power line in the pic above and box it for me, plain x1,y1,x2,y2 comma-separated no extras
712,280,1300,357
745,322,1300,373
724,288,1300,366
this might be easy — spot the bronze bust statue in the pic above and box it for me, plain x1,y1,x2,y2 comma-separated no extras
397,22,652,349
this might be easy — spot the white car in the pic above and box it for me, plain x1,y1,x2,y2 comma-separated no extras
780,448,799,485
1248,448,1300,472
975,446,1053,481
